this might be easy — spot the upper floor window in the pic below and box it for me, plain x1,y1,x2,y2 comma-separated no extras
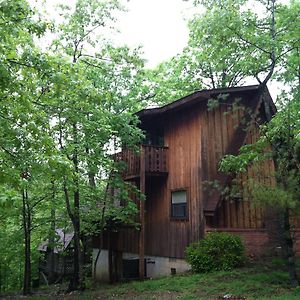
171,190,187,219
144,128,164,146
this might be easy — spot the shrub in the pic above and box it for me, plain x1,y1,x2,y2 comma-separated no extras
185,232,246,273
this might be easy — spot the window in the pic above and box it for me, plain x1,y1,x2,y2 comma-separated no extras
144,128,164,146
171,190,187,219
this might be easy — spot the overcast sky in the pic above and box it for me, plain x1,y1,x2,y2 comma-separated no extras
28,0,285,99
114,0,199,67
29,0,199,67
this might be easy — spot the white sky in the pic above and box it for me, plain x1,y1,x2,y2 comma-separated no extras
29,0,199,68
114,0,198,67
28,0,286,99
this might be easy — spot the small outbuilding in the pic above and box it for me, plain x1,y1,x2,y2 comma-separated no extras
38,229,74,284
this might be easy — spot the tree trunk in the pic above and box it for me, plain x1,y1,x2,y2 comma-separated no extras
93,174,111,280
48,208,56,284
281,209,299,286
64,182,83,291
85,147,96,188
93,232,103,280
22,188,31,295
67,123,83,291
258,84,298,286
72,188,82,290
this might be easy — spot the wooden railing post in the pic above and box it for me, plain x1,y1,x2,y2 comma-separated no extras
139,145,145,280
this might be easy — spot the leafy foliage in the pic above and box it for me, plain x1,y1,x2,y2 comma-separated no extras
0,0,150,293
145,0,300,106
220,98,300,211
0,0,299,293
186,232,246,273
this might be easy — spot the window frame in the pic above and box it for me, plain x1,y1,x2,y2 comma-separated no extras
170,188,189,221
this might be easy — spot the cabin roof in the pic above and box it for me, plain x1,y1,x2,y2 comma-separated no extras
38,228,74,254
136,85,276,119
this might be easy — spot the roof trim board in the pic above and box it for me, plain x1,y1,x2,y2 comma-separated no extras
136,85,274,119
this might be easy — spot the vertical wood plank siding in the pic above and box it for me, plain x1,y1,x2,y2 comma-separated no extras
214,123,276,229
106,91,276,259
165,105,202,258
115,104,204,258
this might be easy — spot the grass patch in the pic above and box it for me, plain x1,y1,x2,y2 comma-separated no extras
20,261,300,300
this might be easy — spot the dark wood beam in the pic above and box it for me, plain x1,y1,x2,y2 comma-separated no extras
139,146,145,280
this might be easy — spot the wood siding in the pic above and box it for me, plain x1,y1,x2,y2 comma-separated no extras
214,124,276,229
114,104,204,258
97,89,276,260
165,105,203,258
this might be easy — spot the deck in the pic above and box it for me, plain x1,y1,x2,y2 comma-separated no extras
115,145,168,180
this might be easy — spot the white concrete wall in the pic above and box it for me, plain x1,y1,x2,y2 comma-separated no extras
145,255,190,278
93,249,190,281
93,249,109,281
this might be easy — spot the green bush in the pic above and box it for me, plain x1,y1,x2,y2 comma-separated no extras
186,232,246,273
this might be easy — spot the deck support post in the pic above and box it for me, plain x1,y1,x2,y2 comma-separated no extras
139,146,145,280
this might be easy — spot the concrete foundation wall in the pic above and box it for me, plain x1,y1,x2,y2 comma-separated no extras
93,249,109,282
92,249,190,282
123,252,190,278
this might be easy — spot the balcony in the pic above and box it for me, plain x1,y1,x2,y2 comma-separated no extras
115,145,168,180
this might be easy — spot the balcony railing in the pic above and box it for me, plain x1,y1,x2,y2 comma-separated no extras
115,145,168,179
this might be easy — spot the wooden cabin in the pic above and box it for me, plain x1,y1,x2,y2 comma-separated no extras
93,85,278,282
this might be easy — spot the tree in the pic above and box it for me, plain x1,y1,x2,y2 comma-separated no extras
143,54,203,106
143,0,300,286
186,0,300,286
0,0,149,293
147,0,299,105
0,0,57,294
219,96,300,285
34,0,150,291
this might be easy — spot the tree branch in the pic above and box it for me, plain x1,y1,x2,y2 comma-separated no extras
30,194,50,211
0,145,17,158
6,59,38,70
227,26,272,56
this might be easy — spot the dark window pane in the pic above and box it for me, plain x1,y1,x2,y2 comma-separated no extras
171,203,186,218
